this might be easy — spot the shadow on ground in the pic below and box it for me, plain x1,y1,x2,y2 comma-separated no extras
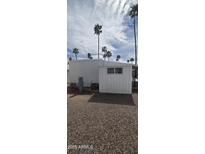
68,90,93,98
88,93,135,106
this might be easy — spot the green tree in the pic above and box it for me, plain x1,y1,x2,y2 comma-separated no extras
128,4,138,65
94,24,102,59
72,48,79,60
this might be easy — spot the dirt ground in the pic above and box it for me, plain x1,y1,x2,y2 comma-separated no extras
68,92,138,154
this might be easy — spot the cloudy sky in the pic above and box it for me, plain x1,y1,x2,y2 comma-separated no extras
67,0,138,62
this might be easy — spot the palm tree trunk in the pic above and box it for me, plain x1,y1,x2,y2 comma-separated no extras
75,54,77,60
134,16,137,65
98,35,99,59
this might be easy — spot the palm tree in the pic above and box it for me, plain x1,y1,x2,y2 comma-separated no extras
107,51,112,61
103,54,107,60
72,48,79,60
128,4,138,65
130,57,134,63
94,24,102,59
127,60,130,63
102,46,108,60
116,55,121,61
102,46,107,53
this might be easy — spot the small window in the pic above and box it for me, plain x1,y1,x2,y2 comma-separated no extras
115,68,123,74
107,68,114,74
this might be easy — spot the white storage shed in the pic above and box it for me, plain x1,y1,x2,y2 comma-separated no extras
68,59,136,94
99,62,132,94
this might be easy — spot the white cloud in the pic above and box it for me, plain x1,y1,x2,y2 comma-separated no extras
68,0,137,61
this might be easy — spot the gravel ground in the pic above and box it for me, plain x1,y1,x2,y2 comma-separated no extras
68,92,138,154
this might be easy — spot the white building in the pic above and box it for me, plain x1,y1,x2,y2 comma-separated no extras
68,59,137,94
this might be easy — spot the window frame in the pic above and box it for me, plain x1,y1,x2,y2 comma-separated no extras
115,67,123,74
107,68,115,74
107,67,123,74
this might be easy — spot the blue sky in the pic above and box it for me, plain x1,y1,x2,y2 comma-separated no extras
67,0,138,62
